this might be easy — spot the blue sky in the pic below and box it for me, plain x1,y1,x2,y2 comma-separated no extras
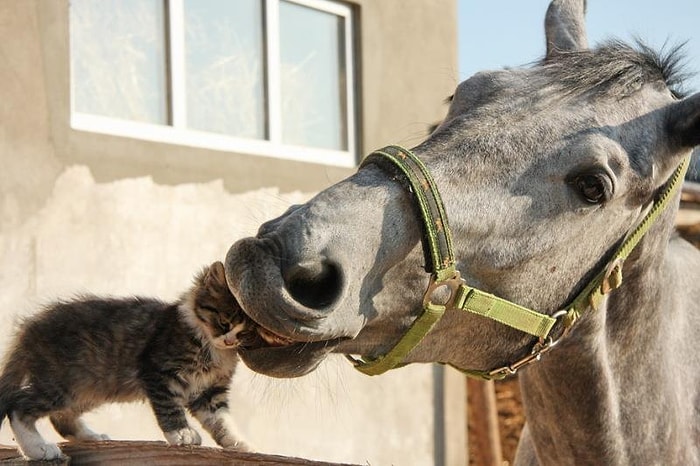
458,0,700,94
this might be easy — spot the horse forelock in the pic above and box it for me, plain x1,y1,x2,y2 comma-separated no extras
444,40,689,138
542,39,691,99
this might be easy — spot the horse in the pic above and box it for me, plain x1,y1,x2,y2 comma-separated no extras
224,1,700,464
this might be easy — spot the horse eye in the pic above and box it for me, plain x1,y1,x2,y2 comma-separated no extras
569,172,612,204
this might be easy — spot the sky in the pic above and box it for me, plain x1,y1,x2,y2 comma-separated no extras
458,0,700,94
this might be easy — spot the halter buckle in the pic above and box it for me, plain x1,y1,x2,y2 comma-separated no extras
601,258,624,295
487,337,556,378
486,310,571,378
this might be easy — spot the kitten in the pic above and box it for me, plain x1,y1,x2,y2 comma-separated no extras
0,261,255,460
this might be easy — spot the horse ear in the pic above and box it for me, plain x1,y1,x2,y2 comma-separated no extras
666,92,700,150
545,0,588,57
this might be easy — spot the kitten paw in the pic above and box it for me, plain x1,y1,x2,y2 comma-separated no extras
76,432,110,441
222,439,252,452
164,427,202,446
20,442,64,461
71,427,111,442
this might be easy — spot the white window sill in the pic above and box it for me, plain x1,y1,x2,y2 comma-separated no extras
71,113,357,168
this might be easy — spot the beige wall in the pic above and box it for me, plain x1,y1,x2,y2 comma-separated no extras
0,1,463,464
355,0,459,153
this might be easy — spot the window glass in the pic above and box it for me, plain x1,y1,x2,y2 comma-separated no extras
279,1,347,150
184,0,266,139
70,0,355,165
70,0,168,124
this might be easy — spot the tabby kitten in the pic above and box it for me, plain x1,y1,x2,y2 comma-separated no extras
0,261,254,460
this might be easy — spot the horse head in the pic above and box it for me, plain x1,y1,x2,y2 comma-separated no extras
225,0,700,382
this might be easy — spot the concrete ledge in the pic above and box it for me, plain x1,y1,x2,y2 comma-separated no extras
0,441,359,465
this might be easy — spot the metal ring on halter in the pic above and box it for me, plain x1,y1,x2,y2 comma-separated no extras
422,271,464,310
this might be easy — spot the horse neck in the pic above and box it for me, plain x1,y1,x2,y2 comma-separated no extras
518,208,679,465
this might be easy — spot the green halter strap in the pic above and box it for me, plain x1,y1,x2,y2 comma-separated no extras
349,145,690,380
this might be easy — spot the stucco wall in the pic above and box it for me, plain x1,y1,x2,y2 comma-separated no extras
0,1,463,464
0,1,62,229
354,0,459,152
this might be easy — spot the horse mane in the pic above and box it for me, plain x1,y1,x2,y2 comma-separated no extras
543,39,690,99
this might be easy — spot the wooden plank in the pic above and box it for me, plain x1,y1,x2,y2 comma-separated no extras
442,366,467,466
682,182,700,204
0,441,359,465
466,379,502,466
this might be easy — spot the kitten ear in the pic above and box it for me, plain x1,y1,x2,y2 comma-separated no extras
207,261,228,288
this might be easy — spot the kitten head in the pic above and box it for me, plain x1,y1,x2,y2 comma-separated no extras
182,261,257,350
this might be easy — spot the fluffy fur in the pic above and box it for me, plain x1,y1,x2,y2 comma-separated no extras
0,261,253,460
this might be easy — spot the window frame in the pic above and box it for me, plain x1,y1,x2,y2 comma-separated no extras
70,0,358,168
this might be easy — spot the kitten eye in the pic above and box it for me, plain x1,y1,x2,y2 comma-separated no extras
199,304,218,314
217,315,232,331
568,171,613,204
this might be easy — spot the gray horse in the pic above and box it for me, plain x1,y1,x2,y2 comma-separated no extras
225,1,700,464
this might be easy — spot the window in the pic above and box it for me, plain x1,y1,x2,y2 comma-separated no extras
70,0,357,167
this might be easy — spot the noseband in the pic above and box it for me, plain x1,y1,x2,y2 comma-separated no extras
348,145,690,380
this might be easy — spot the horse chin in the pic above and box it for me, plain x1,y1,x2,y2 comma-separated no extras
237,339,340,378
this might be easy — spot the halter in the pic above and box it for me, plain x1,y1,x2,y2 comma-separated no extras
348,145,690,380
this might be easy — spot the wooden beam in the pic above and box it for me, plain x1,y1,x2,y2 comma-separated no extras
0,441,359,465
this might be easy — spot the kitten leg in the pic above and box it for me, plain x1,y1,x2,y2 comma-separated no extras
190,406,251,451
9,382,68,460
188,386,251,451
10,412,64,460
145,382,202,446
50,411,110,441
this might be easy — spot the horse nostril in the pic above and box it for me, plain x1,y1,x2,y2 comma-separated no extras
283,260,343,310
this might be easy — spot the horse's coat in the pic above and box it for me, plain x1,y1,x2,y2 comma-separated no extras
225,1,700,464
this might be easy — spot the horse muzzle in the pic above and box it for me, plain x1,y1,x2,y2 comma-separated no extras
224,235,360,377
